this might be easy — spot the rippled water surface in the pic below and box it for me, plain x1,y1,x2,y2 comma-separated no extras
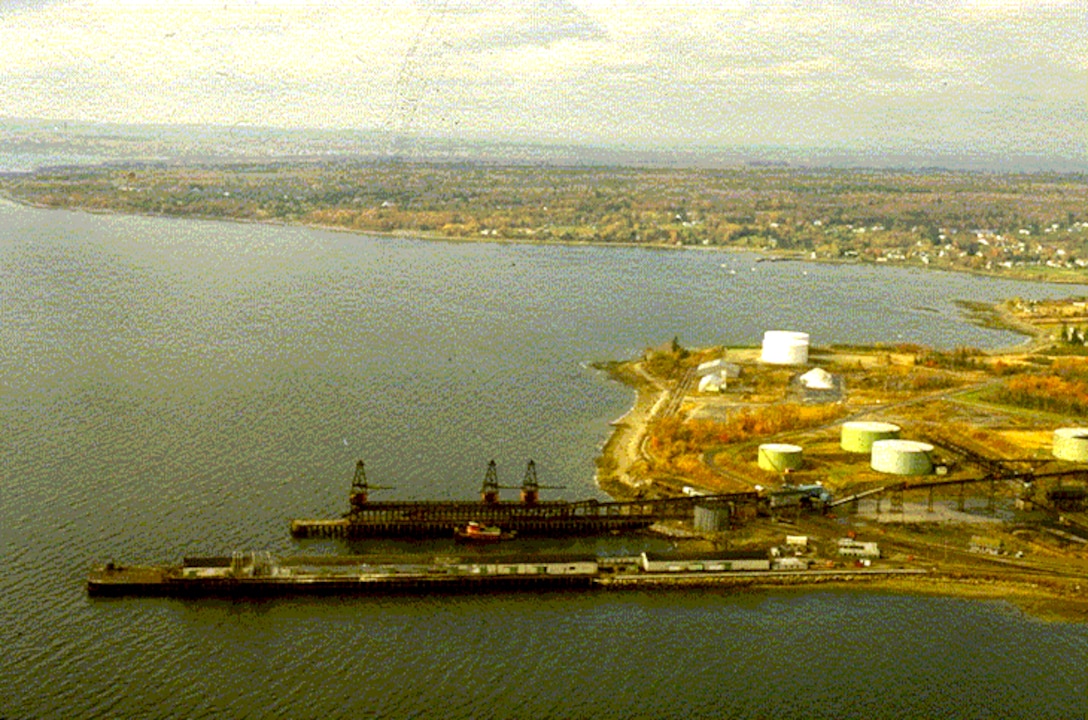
2,201,1087,718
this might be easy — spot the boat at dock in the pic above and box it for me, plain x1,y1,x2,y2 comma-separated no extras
454,521,516,543
289,460,760,539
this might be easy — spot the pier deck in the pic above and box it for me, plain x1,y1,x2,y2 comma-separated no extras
290,493,760,538
87,554,599,597
87,557,928,598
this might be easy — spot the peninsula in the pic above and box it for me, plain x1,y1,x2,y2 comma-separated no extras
593,298,1088,619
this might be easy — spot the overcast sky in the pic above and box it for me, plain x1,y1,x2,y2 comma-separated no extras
1,0,1085,161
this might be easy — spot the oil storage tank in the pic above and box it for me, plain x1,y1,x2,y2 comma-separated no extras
1053,428,1088,462
761,331,810,365
871,439,933,476
841,421,901,453
758,443,804,472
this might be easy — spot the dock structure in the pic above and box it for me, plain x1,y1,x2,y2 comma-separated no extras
86,551,929,598
829,468,1088,517
290,460,760,539
87,552,600,597
290,495,760,538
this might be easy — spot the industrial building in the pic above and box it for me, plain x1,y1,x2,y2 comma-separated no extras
793,367,844,402
772,557,809,571
969,536,1003,555
768,484,832,510
698,372,728,393
639,551,770,573
798,367,833,390
459,556,600,576
697,357,740,393
697,358,741,378
837,539,881,559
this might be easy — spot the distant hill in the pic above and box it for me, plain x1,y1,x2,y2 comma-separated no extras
2,117,1086,175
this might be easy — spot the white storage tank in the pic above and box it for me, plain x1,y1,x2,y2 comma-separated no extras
758,443,804,472
841,421,901,453
761,331,810,365
1053,428,1088,462
870,439,934,476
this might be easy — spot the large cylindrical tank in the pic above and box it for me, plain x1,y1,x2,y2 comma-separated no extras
694,504,731,532
870,439,934,475
1053,428,1088,462
761,331,810,365
841,421,901,453
758,443,804,472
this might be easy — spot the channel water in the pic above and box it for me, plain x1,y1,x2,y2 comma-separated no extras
1,199,1086,718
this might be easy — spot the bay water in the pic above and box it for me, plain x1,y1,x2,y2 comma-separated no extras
2,200,1086,718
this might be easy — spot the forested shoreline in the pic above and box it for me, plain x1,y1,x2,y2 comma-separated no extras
4,161,1088,282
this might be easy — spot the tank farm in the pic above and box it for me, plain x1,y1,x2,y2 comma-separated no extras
289,460,760,538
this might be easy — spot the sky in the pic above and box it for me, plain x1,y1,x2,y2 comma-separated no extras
1,0,1086,163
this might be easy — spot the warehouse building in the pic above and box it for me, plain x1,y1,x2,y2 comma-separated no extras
640,551,770,573
837,538,881,559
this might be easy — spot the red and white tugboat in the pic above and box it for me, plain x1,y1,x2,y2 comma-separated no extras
454,521,516,543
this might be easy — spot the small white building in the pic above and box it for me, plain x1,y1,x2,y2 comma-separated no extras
772,557,809,571
697,358,741,378
799,367,834,390
640,551,770,573
785,535,809,549
969,536,1003,555
698,372,727,393
837,538,880,559
454,556,599,576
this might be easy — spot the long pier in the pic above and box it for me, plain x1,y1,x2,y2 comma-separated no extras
290,459,759,539
87,552,927,598
291,493,760,539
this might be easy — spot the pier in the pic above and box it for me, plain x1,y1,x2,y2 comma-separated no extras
290,460,760,538
87,552,929,598
290,494,760,538
87,552,600,597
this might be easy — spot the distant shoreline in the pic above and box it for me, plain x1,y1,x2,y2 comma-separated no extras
4,174,1088,287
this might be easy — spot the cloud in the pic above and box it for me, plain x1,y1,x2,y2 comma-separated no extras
0,0,1083,159
443,0,607,51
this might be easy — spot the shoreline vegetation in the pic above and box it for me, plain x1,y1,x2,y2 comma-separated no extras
593,316,1088,621
2,161,1088,285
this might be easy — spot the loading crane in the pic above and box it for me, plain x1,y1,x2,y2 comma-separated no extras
518,459,565,505
480,460,565,504
348,460,395,510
